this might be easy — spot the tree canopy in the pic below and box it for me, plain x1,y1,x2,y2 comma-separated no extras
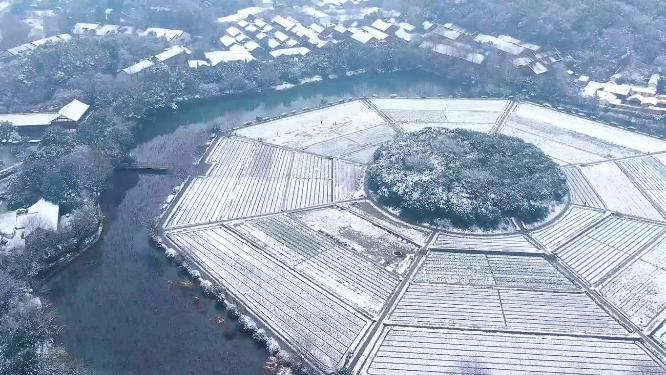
367,128,568,230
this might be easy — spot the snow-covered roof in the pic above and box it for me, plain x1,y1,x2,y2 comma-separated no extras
235,33,249,42
73,22,100,34
205,49,255,65
334,24,347,34
244,41,261,52
220,35,236,47
395,28,415,42
254,19,267,28
217,6,265,23
122,59,155,74
273,15,296,31
351,30,374,44
310,23,325,34
269,47,310,58
422,20,434,31
267,38,281,49
362,26,388,40
529,61,548,75
56,99,89,122
301,7,330,22
399,22,415,32
433,26,461,40
154,46,191,62
429,42,485,64
140,27,185,41
0,113,56,127
16,198,59,232
7,34,72,56
226,26,242,37
246,24,258,33
188,59,210,68
274,31,290,42
371,19,392,32
256,32,267,40
285,39,298,47
238,20,249,28
474,33,525,56
0,211,16,237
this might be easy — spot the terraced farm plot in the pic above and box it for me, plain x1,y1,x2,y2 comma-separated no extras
235,101,387,149
581,162,664,221
531,206,606,251
290,206,420,274
166,226,370,371
414,251,578,291
619,156,666,214
562,167,606,209
164,137,364,227
370,98,509,134
362,327,665,375
232,214,400,317
430,232,539,253
556,216,665,285
601,238,666,330
500,104,666,165
340,201,432,246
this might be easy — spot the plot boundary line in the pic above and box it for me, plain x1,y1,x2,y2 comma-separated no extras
489,100,517,134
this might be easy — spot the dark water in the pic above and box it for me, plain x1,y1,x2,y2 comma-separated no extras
43,71,455,375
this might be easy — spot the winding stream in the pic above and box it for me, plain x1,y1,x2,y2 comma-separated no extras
42,71,455,375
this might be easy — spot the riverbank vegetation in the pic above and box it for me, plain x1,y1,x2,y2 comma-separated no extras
367,128,568,230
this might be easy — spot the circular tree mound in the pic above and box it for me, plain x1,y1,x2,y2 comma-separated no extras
367,128,568,230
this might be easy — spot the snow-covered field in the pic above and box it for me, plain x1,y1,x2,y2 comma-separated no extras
562,167,606,209
430,233,539,253
531,206,606,251
370,98,509,134
581,162,664,220
235,101,387,150
164,137,364,227
618,156,666,214
231,214,400,317
291,206,419,274
303,124,396,163
601,237,666,330
167,226,370,371
508,103,666,155
556,216,665,285
362,327,663,375
414,251,579,291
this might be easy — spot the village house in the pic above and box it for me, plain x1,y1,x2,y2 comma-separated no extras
583,74,666,115
0,99,90,135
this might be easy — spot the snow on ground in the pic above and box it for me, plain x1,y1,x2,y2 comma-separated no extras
362,327,664,375
303,124,396,163
618,156,666,214
231,214,400,317
165,137,364,227
370,98,509,134
601,236,666,330
556,216,665,285
340,201,431,246
581,161,664,220
562,166,606,209
530,206,606,252
430,233,540,253
290,206,419,274
167,226,370,371
235,101,387,150
511,103,666,155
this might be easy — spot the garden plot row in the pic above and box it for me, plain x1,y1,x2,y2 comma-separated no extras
167,226,370,371
500,103,666,165
600,237,666,331
430,232,539,253
556,216,666,286
388,283,629,337
291,206,420,274
340,201,432,246
414,252,578,291
304,124,397,164
619,156,666,215
164,137,365,228
562,167,606,209
231,214,400,317
362,327,665,375
235,101,388,150
530,206,606,252
580,161,664,221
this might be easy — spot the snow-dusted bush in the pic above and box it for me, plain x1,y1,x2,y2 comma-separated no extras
252,328,268,344
164,248,178,259
368,128,567,230
238,315,258,331
266,338,281,355
226,303,240,318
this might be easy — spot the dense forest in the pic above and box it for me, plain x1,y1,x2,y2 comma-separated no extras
368,128,568,230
